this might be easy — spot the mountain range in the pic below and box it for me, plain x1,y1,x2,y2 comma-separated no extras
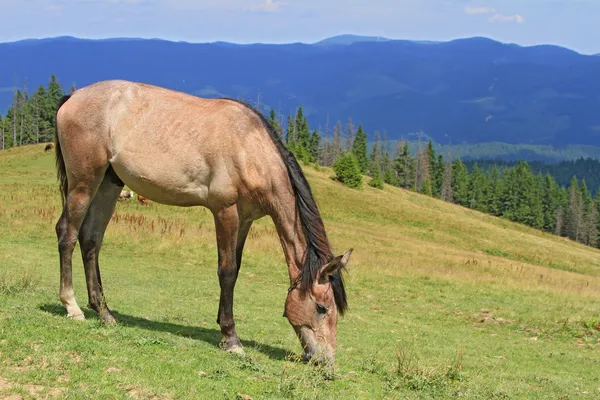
1,34,600,148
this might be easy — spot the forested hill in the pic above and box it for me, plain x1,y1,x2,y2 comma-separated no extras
1,35,600,147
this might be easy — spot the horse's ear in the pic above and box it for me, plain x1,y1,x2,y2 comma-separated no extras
318,248,353,284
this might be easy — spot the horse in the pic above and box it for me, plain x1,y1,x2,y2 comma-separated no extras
53,80,352,366
44,143,54,152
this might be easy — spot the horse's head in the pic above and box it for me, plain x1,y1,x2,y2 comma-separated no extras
284,248,352,366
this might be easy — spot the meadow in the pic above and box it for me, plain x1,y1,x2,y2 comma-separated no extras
1,144,599,399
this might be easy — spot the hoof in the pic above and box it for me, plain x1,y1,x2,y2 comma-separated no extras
226,345,246,356
220,335,244,355
101,313,117,325
68,313,85,321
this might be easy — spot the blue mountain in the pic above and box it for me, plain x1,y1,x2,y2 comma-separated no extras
1,35,599,146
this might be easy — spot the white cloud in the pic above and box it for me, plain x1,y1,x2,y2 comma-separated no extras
488,13,525,23
465,6,495,15
46,4,63,15
247,0,281,13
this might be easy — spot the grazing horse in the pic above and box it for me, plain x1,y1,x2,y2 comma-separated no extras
44,143,54,152
53,80,352,365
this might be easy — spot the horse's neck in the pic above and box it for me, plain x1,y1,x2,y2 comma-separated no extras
269,203,308,284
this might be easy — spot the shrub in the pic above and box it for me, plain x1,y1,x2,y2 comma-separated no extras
368,166,384,189
333,153,363,189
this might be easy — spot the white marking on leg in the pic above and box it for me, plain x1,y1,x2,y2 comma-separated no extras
61,289,85,320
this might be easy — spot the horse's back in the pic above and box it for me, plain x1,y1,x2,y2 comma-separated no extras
58,80,286,211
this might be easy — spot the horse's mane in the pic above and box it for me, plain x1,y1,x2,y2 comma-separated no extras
224,99,348,315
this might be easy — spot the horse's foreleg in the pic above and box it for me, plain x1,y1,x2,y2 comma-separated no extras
78,172,122,324
213,205,244,354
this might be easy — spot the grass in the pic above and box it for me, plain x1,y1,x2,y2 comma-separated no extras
1,143,600,399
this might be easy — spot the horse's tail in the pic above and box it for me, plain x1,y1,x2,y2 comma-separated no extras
55,94,72,206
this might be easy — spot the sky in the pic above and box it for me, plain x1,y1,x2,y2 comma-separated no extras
0,0,598,54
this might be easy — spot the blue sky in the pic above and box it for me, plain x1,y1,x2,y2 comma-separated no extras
1,0,598,54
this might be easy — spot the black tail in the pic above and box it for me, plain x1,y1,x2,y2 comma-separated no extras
55,94,72,206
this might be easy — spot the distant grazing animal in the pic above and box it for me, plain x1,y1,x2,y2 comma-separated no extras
44,143,54,152
137,194,148,205
53,80,352,366
118,190,133,200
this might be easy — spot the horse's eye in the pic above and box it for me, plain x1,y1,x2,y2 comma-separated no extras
316,303,328,314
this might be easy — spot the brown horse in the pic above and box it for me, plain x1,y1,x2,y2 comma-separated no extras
53,80,352,365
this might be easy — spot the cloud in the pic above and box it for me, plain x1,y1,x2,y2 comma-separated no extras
488,13,525,23
464,6,495,15
247,0,281,13
46,4,63,15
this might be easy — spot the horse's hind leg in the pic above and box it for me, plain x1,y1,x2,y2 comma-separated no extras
78,167,123,324
56,167,107,320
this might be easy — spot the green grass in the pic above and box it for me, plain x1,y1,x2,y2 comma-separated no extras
1,143,600,399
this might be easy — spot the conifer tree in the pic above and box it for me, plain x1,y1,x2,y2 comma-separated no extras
541,174,561,233
452,158,469,206
351,124,369,174
370,131,381,174
268,108,282,137
309,130,321,164
394,141,416,190
566,176,583,242
487,165,503,216
415,145,431,195
468,164,488,212
345,117,356,152
333,152,362,189
426,141,443,197
382,151,396,185
441,162,453,202
368,163,384,189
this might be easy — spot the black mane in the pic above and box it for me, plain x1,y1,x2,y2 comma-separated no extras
224,99,348,315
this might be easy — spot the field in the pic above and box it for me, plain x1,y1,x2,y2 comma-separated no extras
1,144,600,399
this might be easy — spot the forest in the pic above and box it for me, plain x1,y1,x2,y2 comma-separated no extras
2,75,599,250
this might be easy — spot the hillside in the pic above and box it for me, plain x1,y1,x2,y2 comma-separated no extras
2,36,600,148
1,144,600,398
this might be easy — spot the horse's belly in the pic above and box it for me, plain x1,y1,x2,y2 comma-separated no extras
109,153,211,207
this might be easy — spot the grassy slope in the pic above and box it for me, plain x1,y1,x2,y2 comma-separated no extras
1,144,599,399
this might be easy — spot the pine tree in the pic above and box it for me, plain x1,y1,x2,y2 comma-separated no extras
426,141,442,197
309,130,321,164
566,177,583,242
452,158,469,206
487,165,502,216
332,120,342,162
382,151,396,185
468,164,489,212
368,163,384,189
0,115,4,150
441,162,453,202
333,152,362,189
268,108,282,137
344,117,356,152
541,174,561,233
499,162,543,229
295,106,310,155
415,144,431,195
555,207,565,236
595,191,600,247
351,124,369,174
370,131,381,175
285,115,296,149
394,141,416,190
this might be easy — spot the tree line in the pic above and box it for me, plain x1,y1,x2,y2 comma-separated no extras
2,77,599,249
268,105,600,250
0,75,70,150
